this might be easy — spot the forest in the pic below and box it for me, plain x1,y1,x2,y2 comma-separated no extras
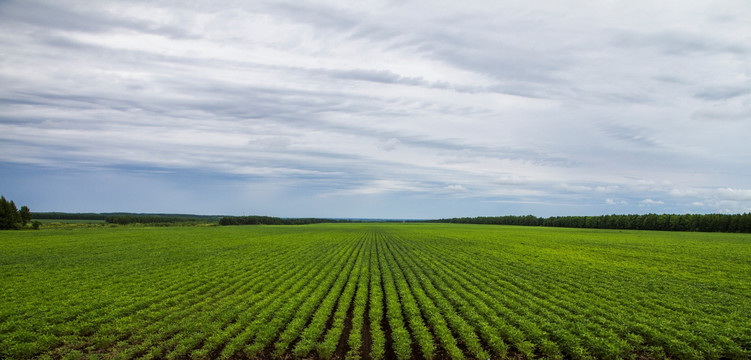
435,213,751,233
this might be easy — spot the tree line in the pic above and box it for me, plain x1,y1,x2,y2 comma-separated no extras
0,196,34,230
433,213,751,233
32,212,110,220
218,215,348,226
104,214,223,225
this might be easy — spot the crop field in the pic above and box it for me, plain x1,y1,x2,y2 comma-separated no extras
1,224,750,360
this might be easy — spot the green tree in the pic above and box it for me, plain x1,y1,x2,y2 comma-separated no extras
19,205,31,226
0,196,21,229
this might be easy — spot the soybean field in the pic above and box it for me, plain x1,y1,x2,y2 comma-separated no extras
1,224,750,359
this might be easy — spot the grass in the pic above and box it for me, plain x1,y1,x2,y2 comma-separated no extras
0,223,749,359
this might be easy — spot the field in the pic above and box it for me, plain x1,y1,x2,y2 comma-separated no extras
1,224,750,360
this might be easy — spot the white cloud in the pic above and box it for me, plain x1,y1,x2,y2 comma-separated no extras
716,188,751,201
329,179,427,196
1,0,750,216
595,186,619,193
250,137,292,150
557,183,593,192
606,198,627,205
669,188,700,197
445,184,467,192
495,175,529,186
378,137,401,151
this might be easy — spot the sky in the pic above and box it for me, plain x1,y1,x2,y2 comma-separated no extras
1,0,750,218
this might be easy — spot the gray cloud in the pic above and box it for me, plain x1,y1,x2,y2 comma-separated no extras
1,0,200,39
325,68,428,86
600,124,661,148
263,2,361,33
1,0,750,216
691,108,751,122
611,30,748,56
695,85,751,101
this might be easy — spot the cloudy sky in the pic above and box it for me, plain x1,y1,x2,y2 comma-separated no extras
1,0,750,218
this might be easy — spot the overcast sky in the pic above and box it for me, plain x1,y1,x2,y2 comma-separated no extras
1,0,750,218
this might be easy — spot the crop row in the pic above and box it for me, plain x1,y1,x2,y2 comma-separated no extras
1,224,749,359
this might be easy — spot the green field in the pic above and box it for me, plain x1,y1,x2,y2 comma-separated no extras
1,224,750,359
